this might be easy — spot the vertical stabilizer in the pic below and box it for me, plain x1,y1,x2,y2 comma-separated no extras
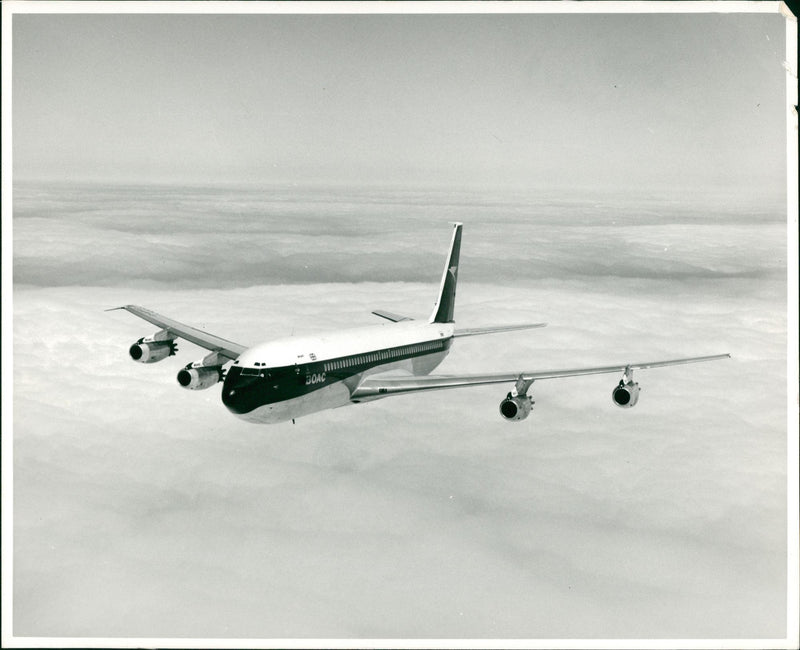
429,223,462,323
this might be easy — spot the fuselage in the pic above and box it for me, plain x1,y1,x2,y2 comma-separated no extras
222,320,455,423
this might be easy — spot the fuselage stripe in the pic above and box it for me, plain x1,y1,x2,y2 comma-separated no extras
223,337,452,415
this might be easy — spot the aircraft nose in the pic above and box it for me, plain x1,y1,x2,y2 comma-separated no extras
221,367,253,414
221,383,239,410
222,368,243,413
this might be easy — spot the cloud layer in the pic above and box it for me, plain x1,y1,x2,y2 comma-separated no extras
11,183,788,639
13,182,786,290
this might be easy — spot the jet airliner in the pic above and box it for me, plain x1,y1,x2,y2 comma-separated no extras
109,223,729,424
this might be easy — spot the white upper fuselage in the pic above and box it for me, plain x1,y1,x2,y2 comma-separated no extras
236,320,455,369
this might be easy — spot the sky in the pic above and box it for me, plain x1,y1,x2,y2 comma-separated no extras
4,2,797,648
11,8,787,197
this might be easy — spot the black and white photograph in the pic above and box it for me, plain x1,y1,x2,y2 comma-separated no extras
2,1,797,647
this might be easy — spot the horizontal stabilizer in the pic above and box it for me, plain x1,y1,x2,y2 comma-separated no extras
372,310,414,322
454,323,547,337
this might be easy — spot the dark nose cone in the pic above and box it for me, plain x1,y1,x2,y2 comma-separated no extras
221,387,241,412
221,375,242,412
221,367,260,415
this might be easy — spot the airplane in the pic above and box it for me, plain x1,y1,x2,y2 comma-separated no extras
108,223,730,424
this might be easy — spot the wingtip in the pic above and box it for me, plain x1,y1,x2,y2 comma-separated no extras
105,304,137,312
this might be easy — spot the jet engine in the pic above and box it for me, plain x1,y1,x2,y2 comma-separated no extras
129,338,176,363
499,395,533,421
177,365,223,390
612,380,640,408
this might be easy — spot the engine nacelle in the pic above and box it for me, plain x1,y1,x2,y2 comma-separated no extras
499,395,533,421
177,366,222,390
612,380,640,408
129,339,175,363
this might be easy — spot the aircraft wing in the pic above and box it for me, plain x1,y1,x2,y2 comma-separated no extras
350,354,730,401
106,304,247,360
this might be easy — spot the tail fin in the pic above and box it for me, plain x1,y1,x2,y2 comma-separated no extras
429,222,462,324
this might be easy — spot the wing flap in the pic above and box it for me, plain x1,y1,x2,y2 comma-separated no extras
350,354,730,401
107,304,247,360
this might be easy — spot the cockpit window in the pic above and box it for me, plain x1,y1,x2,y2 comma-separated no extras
241,367,259,376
